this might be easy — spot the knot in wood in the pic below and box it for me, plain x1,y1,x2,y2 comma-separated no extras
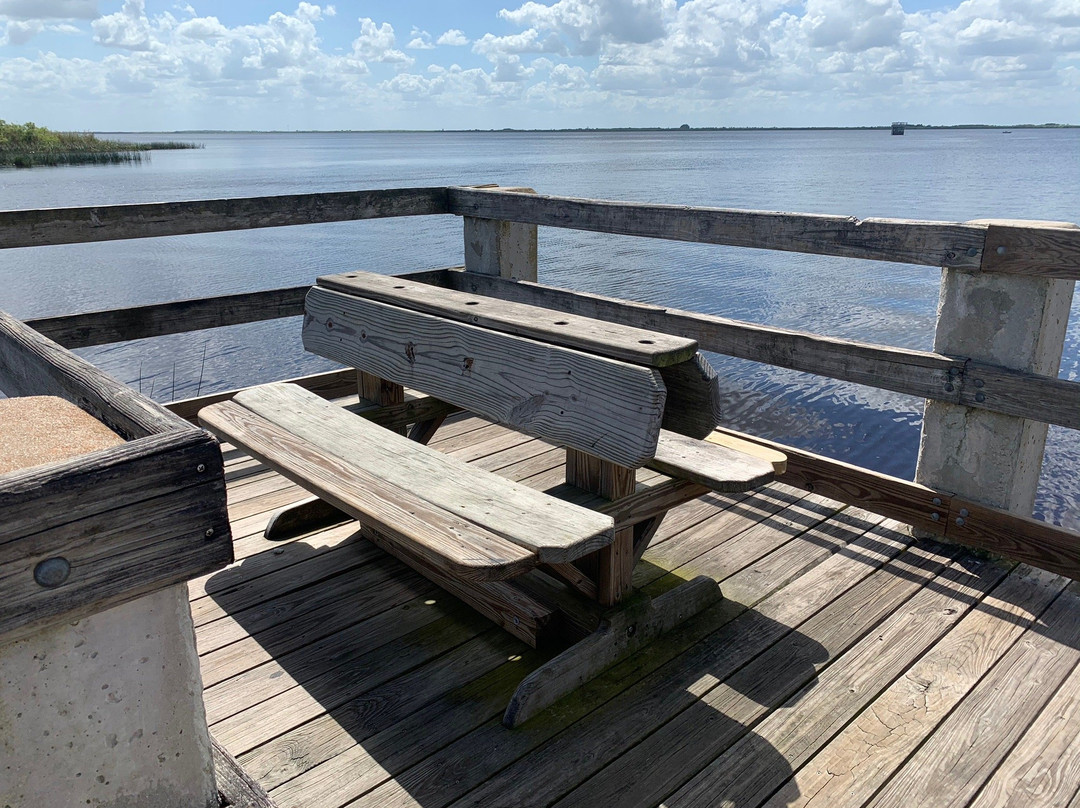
405,341,416,364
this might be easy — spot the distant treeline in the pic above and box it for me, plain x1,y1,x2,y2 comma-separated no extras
0,121,201,168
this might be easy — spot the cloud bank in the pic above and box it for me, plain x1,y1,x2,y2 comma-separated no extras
1,0,1076,129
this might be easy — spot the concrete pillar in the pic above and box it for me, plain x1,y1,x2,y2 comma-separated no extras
463,188,538,282
915,221,1075,521
1,584,217,808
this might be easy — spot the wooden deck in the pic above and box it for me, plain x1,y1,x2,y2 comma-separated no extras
190,410,1080,808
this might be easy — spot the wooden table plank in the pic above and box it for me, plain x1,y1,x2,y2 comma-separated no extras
317,270,698,368
200,400,537,582
230,384,614,564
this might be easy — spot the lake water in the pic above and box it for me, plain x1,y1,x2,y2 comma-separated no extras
1,129,1078,527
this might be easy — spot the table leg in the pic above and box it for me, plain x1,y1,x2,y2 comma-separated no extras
566,448,636,606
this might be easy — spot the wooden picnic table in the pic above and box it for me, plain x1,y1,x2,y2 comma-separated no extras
200,268,785,726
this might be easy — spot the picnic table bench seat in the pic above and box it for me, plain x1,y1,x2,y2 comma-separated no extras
199,383,616,582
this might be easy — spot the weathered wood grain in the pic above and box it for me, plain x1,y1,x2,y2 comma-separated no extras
0,309,193,439
199,400,537,581
232,383,614,563
212,735,279,808
442,270,963,404
648,429,776,493
663,552,1008,808
0,478,231,644
0,428,220,547
317,270,698,367
981,220,1080,279
762,564,1066,808
302,286,667,467
658,353,724,438
705,431,787,474
0,187,448,248
960,360,1080,430
26,286,308,349
447,186,987,267
866,586,1080,808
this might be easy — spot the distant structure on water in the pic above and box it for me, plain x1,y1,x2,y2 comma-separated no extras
891,121,906,135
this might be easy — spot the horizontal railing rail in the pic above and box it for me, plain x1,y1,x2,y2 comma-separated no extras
0,187,448,249
33,268,1076,430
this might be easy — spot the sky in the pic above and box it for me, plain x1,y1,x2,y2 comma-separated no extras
0,0,1077,131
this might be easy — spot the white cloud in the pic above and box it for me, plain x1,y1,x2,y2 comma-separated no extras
437,28,469,46
351,17,412,64
407,27,434,49
500,0,676,55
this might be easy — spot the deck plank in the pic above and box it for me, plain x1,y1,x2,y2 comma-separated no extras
761,563,1067,808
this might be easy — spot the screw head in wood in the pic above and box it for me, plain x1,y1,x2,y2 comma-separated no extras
196,463,206,473
975,392,986,403
932,497,942,506
34,557,71,588
966,247,978,257
944,383,955,393
959,508,969,517
205,528,215,539
996,246,1006,255
931,512,940,521
973,379,984,388
956,517,965,526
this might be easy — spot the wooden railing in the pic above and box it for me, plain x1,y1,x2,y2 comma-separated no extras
2,185,1079,578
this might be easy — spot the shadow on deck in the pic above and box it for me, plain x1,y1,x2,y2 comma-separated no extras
190,414,1080,808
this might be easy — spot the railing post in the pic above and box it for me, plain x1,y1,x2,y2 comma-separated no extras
915,220,1076,524
463,187,538,282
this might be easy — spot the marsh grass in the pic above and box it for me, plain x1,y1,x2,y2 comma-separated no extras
0,120,202,168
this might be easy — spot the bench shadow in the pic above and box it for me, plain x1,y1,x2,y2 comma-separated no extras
201,511,832,808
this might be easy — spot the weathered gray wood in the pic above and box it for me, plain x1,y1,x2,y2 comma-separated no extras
981,220,1080,279
442,270,963,404
199,400,537,581
659,353,723,438
229,384,614,563
302,286,667,467
502,575,723,727
960,360,1080,430
0,428,224,548
713,425,1080,581
0,187,448,249
317,269,698,367
648,429,777,492
0,309,193,439
448,187,987,268
26,286,308,349
0,477,231,644
212,735,278,808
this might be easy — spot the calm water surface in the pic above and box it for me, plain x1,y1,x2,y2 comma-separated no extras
2,129,1078,526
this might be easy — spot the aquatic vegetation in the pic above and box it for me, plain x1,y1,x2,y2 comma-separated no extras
0,120,201,168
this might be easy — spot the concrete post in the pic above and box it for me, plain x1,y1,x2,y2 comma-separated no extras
1,584,217,808
463,188,538,282
915,220,1076,522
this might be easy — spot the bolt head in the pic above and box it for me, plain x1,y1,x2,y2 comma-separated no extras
932,497,942,506
966,247,978,257
944,384,955,393
956,517,965,526
931,512,940,521
34,557,71,588
996,246,1006,255
975,392,986,403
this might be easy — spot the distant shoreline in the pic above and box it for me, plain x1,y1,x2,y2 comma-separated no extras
100,123,1078,135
